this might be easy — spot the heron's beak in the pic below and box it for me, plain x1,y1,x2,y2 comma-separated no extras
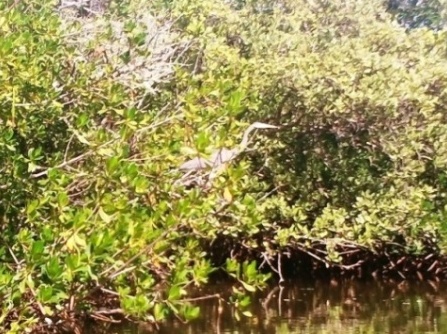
256,123,280,129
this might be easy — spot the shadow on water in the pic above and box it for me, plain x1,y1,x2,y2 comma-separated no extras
87,279,447,333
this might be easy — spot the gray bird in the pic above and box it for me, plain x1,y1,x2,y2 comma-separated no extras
179,122,279,172
178,156,211,172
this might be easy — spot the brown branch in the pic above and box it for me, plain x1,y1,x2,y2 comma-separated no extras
90,314,122,323
9,247,46,316
31,115,180,178
94,308,125,315
180,293,221,303
101,221,182,279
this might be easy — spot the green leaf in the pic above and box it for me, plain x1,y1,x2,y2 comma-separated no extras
184,305,200,321
154,303,166,321
168,285,181,300
57,192,69,207
240,281,256,292
180,147,198,155
73,234,87,248
31,240,44,259
45,258,63,281
37,285,53,303
98,207,112,224
74,130,90,145
106,156,120,175
234,309,241,321
242,310,253,317
134,176,149,194
239,296,251,308
26,200,39,215
244,261,258,279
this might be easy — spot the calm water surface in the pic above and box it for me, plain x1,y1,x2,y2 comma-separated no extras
89,279,447,333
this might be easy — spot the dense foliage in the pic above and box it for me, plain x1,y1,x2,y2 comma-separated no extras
388,0,447,29
2,0,447,332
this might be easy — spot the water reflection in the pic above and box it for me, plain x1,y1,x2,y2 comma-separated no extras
89,279,447,333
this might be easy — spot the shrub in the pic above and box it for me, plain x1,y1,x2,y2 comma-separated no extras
2,0,447,332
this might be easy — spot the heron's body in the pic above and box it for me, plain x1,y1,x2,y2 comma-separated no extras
179,157,211,172
210,148,237,166
179,122,279,172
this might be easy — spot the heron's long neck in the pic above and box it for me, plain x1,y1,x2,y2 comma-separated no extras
239,124,255,150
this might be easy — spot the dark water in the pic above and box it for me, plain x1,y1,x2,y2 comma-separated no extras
89,279,447,333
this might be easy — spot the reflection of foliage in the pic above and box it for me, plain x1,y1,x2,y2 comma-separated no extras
387,0,445,29
108,281,447,334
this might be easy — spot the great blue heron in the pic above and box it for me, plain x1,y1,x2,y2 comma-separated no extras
179,122,279,172
178,156,211,172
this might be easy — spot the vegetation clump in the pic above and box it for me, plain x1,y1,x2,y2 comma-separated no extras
1,0,447,332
